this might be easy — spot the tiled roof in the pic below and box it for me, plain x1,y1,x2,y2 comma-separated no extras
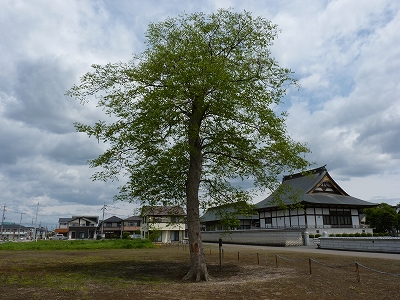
103,216,123,222
257,166,378,209
142,206,185,216
124,216,142,221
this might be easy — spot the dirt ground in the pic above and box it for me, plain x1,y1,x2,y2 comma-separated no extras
0,243,399,300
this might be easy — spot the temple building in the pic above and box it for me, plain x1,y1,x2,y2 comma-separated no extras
256,166,378,235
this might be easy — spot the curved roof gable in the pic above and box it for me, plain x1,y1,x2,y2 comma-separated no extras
257,166,377,209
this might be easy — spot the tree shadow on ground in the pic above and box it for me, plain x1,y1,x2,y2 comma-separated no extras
44,260,244,283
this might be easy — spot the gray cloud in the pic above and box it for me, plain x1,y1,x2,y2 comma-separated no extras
1,0,399,229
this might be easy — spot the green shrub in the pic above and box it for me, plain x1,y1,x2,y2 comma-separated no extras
378,233,385,236
335,234,342,237
354,232,361,237
315,234,321,238
373,233,379,237
342,233,349,237
348,233,355,237
329,234,335,237
309,234,315,238
366,233,373,237
0,239,155,251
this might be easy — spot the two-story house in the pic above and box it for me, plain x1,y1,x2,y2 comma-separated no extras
122,216,142,238
55,216,99,239
98,216,123,238
141,206,186,243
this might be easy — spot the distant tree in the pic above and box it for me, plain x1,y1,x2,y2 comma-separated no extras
67,9,310,281
364,203,398,233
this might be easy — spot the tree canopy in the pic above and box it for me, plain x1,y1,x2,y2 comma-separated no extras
364,203,399,233
67,9,310,281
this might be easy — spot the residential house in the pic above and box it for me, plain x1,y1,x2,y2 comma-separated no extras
201,202,259,231
0,222,31,240
98,216,123,238
256,166,378,235
141,206,186,243
122,216,142,237
56,216,99,239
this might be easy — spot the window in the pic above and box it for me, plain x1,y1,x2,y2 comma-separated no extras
171,231,180,241
264,217,272,224
323,209,352,226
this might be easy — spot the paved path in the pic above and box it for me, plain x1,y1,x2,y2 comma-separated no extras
205,243,400,260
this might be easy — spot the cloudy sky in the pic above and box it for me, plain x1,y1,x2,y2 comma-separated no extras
1,0,399,230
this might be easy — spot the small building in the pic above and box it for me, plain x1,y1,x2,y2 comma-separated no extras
201,202,259,231
122,216,142,237
55,216,99,239
98,216,123,238
256,166,378,235
0,222,31,240
141,206,186,243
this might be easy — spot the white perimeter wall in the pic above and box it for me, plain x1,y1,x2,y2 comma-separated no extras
202,229,303,246
319,237,400,253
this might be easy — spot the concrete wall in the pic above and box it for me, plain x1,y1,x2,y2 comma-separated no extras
306,228,373,235
201,229,303,247
319,237,400,253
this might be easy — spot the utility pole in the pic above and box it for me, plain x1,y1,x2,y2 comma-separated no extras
18,212,26,240
33,202,39,241
31,217,34,239
101,203,108,238
0,205,6,240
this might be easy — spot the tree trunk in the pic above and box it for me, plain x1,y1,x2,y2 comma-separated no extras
183,183,209,281
183,99,209,281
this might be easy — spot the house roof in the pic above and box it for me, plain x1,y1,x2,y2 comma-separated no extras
58,218,73,223
0,223,31,229
201,203,258,223
103,216,123,223
142,206,186,216
124,216,142,221
256,166,378,210
71,216,99,223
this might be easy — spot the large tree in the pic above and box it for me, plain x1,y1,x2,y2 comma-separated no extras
67,9,310,281
364,203,399,233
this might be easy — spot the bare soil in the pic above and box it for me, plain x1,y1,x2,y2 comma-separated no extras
0,243,399,299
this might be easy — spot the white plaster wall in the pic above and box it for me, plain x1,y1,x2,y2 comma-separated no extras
351,215,360,226
291,216,299,226
202,229,303,246
319,237,400,253
316,215,324,227
315,208,323,214
307,215,315,226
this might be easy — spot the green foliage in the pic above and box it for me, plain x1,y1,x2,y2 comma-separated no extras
148,230,162,243
354,232,361,237
208,201,258,231
335,234,342,237
309,234,315,238
122,232,131,239
0,239,154,251
314,234,321,238
364,203,399,233
66,8,310,211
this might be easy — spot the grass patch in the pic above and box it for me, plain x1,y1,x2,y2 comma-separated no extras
0,239,154,251
0,244,399,299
